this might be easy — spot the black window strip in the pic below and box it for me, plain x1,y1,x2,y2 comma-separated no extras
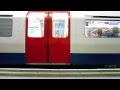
86,19,120,21
85,15,120,18
0,15,13,17
93,16,120,18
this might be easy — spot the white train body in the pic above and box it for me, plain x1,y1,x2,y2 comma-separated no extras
0,11,120,65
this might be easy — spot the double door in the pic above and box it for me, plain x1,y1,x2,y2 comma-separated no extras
26,11,70,64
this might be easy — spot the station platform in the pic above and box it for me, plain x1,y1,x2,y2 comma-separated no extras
0,68,120,79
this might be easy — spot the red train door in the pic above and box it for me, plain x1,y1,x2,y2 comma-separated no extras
48,11,70,64
26,11,48,63
26,11,70,64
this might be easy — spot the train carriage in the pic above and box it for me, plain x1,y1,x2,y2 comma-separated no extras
0,11,120,65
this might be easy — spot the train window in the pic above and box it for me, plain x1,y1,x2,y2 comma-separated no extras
85,20,120,38
52,13,68,38
28,12,45,38
0,19,12,37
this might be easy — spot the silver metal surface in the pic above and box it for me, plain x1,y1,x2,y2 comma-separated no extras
0,68,120,79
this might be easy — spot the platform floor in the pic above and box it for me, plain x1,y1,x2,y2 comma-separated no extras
0,68,120,79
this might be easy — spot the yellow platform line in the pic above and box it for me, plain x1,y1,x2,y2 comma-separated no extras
0,71,120,75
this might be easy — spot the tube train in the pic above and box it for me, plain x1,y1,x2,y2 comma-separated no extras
0,11,120,65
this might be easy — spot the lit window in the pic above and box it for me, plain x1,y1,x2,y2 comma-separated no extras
85,20,120,38
52,13,68,38
28,12,45,38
